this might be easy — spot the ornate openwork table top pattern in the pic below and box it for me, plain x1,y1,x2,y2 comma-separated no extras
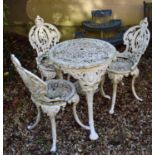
49,38,117,69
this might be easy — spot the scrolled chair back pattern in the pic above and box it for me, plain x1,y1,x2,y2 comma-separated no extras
29,15,61,56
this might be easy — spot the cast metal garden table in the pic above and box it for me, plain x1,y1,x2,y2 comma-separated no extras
49,38,117,140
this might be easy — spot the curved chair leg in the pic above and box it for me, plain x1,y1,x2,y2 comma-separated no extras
109,81,118,114
41,105,60,153
50,116,57,152
73,101,90,130
108,73,123,114
27,104,41,130
131,68,143,101
100,75,111,99
69,94,89,130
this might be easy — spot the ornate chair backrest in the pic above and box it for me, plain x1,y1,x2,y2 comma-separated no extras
123,18,150,67
11,54,47,96
29,16,61,56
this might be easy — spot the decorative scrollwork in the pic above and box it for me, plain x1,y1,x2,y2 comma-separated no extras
29,15,61,56
50,38,116,69
123,18,150,67
63,63,110,92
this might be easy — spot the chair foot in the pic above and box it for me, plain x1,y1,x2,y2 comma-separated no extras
50,146,56,152
27,105,41,130
27,124,35,130
109,108,114,114
104,94,111,100
100,83,111,99
133,90,143,101
132,76,143,101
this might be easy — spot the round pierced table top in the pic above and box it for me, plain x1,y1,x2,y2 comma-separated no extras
49,38,117,69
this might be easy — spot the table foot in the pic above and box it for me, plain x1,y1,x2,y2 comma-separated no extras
89,130,99,140
109,108,114,114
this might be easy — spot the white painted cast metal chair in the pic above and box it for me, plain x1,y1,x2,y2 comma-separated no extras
11,54,79,152
29,15,62,80
101,18,150,114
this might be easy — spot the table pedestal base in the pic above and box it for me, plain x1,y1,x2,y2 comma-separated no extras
63,64,109,140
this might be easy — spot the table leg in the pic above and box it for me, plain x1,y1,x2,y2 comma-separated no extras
62,65,109,140
86,90,99,140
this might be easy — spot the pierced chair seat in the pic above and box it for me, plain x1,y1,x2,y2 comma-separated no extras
46,79,76,101
107,57,134,73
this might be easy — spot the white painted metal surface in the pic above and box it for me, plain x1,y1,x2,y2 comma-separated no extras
49,38,117,140
102,18,150,114
11,54,79,152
